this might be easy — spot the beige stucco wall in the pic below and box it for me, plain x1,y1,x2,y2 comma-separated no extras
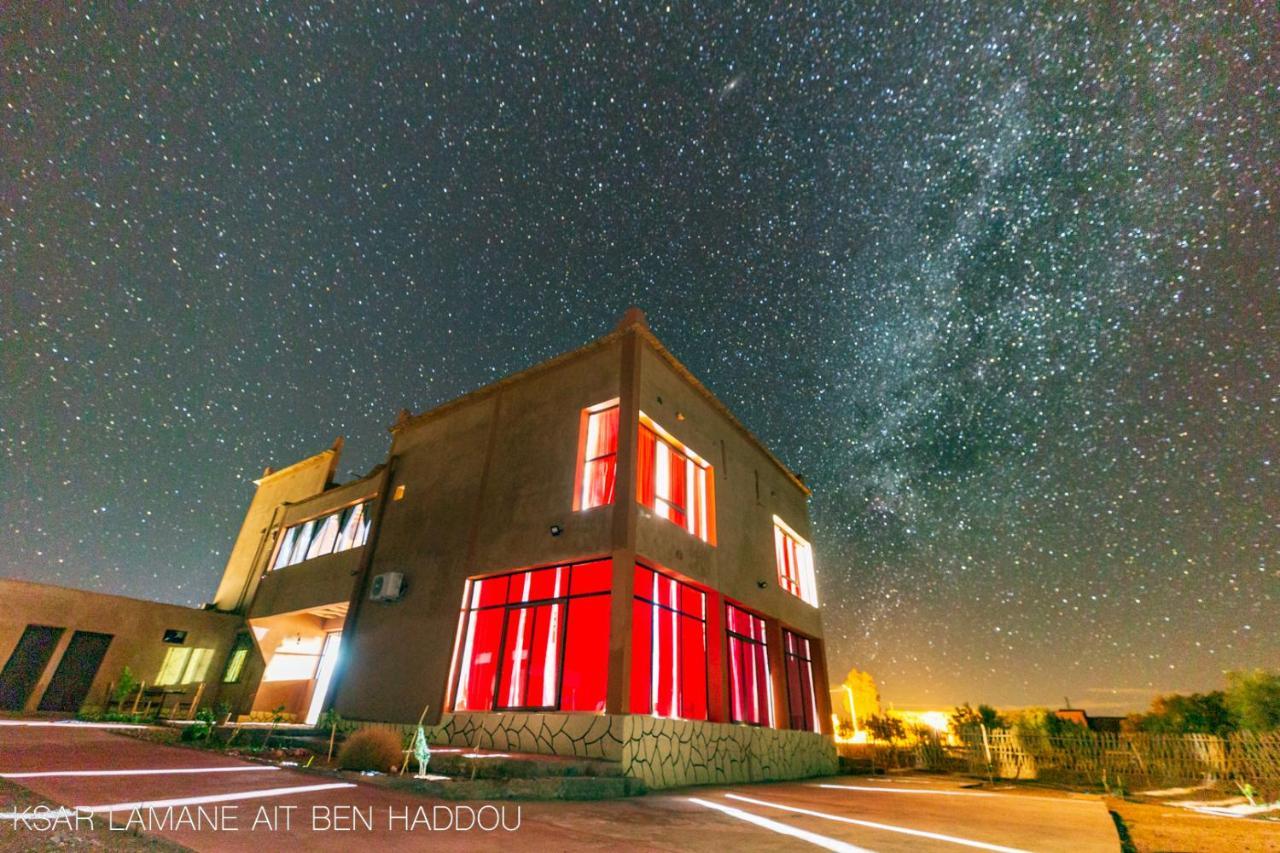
330,339,623,725
634,341,823,641
211,448,339,613
0,579,243,713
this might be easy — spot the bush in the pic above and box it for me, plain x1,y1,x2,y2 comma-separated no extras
336,728,403,773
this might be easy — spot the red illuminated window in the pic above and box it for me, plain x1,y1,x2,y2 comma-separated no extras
575,403,619,510
727,604,773,727
630,565,709,720
783,630,820,732
637,416,715,544
452,559,611,713
773,517,817,606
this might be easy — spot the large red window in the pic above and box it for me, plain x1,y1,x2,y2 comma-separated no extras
575,403,619,510
452,559,611,713
637,416,715,544
783,630,820,732
727,603,774,727
773,517,818,606
630,565,709,720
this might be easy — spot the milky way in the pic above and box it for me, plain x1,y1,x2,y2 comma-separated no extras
3,4,1276,712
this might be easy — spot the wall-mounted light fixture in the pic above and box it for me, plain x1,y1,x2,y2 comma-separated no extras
549,524,563,537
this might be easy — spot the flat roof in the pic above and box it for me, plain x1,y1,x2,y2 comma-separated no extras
391,310,810,496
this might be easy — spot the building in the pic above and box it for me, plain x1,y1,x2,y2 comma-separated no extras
1,310,836,786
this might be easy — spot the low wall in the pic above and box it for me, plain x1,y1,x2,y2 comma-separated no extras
621,715,837,789
348,712,838,789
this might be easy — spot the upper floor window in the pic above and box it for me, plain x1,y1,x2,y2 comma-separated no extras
272,501,372,571
574,401,619,510
638,414,715,544
773,516,817,606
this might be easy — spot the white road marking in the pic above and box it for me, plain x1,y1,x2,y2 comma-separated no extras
3,766,281,779
0,720,149,729
688,798,877,853
724,793,1033,853
817,785,998,798
75,782,357,814
817,783,1101,805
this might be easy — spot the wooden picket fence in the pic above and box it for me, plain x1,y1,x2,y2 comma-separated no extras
954,729,1280,799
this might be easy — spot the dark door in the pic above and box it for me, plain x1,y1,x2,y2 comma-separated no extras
37,631,113,712
0,625,65,710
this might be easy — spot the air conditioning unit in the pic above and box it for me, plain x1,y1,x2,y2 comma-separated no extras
369,572,405,602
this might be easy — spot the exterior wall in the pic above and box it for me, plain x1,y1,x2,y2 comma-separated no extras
211,446,340,613
0,580,243,713
621,715,837,789
248,475,381,619
330,338,623,725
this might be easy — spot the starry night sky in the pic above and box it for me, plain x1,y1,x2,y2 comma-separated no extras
4,4,1276,713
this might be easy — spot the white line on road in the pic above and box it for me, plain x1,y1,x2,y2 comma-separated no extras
0,720,149,729
688,798,878,853
75,782,357,814
3,765,281,779
724,793,1032,853
817,784,1100,805
816,785,998,798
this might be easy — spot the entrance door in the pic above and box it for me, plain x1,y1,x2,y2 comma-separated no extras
0,626,65,711
304,631,342,726
37,631,113,712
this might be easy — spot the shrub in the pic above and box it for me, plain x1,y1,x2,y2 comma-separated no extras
336,728,403,773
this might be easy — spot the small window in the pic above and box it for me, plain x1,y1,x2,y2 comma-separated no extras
773,517,818,606
574,401,619,510
726,603,773,727
222,633,253,684
162,629,188,645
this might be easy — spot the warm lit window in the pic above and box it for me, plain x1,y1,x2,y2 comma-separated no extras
452,559,611,713
773,517,818,606
272,501,372,570
783,630,820,732
637,415,715,544
222,633,253,684
630,565,709,720
727,604,773,726
156,647,214,686
575,401,619,510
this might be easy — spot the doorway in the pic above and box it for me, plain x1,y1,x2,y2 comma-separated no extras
0,625,64,711
38,631,114,712
305,631,342,725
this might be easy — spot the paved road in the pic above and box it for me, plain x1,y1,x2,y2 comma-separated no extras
0,721,1118,852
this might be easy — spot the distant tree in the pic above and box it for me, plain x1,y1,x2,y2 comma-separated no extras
1136,691,1234,735
866,713,906,743
952,703,1005,731
1225,670,1280,733
840,667,882,728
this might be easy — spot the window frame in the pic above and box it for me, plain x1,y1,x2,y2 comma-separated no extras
269,499,373,572
573,400,620,511
630,563,711,721
725,602,775,727
637,413,717,545
782,629,820,732
773,516,818,607
450,558,613,714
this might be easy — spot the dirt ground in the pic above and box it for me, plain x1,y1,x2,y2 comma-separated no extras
1107,797,1280,853
0,778,187,853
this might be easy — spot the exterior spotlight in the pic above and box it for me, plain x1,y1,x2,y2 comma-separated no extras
757,580,768,590
549,524,563,537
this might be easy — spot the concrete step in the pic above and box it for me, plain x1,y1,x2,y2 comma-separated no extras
424,748,626,780
390,773,646,801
